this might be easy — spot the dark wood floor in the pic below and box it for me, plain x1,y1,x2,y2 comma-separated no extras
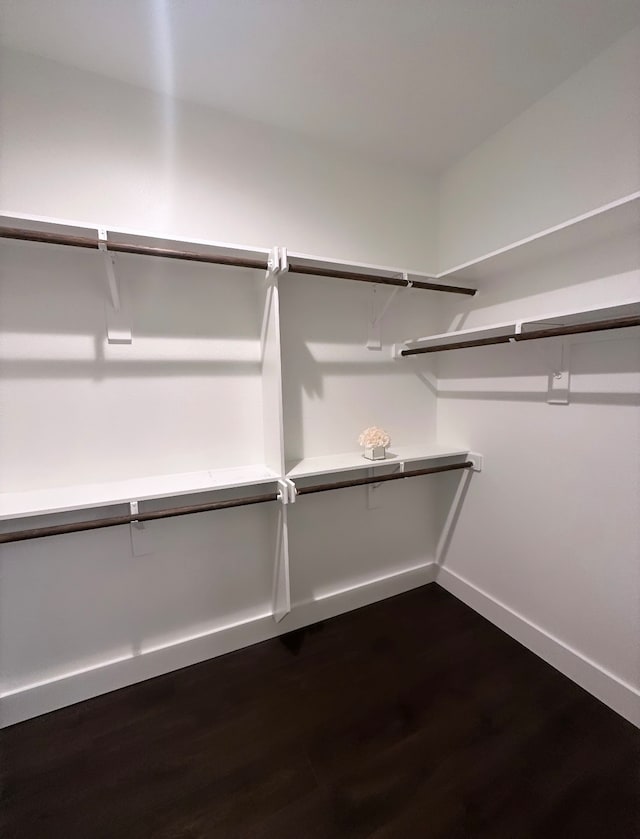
1,585,639,838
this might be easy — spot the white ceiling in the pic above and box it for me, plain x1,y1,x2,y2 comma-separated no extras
2,0,640,173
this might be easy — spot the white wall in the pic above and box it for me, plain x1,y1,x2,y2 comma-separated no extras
0,241,268,491
0,48,444,725
438,26,640,271
279,273,440,463
436,233,640,703
434,26,640,725
0,48,437,270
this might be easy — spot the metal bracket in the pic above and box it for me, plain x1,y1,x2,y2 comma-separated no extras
366,467,384,510
508,321,523,343
547,339,571,405
266,246,288,280
468,453,484,472
129,501,153,556
509,322,571,404
365,464,403,510
277,478,297,505
367,272,413,350
99,228,132,344
266,246,280,279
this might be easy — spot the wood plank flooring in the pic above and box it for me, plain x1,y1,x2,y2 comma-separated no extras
1,584,638,838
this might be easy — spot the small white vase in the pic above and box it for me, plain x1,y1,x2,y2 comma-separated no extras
363,446,387,461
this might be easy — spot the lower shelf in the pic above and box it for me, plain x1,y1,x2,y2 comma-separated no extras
0,464,280,521
286,444,470,480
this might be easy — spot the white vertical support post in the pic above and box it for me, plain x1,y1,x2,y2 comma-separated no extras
99,228,132,344
129,501,153,557
273,479,296,622
261,247,287,476
435,467,473,568
272,506,291,622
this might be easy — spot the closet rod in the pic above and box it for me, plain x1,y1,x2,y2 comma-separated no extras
0,227,267,270
297,461,473,496
0,226,477,296
0,491,279,544
286,262,476,295
0,461,473,544
400,315,640,356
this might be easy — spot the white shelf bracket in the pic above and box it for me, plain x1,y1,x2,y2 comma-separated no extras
508,321,523,343
366,463,403,509
468,452,484,472
547,339,571,405
277,478,297,505
129,501,153,557
367,272,413,350
99,227,132,344
509,320,571,403
366,467,384,510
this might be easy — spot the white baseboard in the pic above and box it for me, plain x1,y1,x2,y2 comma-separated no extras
6,561,636,731
437,565,640,729
1,561,437,728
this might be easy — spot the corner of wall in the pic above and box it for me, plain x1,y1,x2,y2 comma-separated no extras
435,25,640,272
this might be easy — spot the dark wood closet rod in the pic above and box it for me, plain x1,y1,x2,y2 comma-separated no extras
296,461,473,496
0,461,473,544
0,226,267,270
0,491,280,544
0,226,477,296
400,315,640,356
286,263,476,295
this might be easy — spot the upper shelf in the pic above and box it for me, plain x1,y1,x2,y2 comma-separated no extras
0,211,272,270
3,193,637,290
284,249,475,295
436,192,640,283
0,464,280,521
396,298,640,356
286,444,469,480
0,210,475,296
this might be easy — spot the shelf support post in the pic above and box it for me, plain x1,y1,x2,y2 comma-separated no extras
272,479,295,623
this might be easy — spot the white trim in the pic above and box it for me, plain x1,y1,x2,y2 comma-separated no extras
0,561,436,728
437,566,640,729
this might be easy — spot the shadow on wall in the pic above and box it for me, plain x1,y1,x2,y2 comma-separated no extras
437,390,640,406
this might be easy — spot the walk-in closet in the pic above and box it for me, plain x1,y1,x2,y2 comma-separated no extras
1,2,639,836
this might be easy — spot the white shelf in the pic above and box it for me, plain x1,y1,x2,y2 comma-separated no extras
0,211,272,266
285,248,439,284
437,192,640,283
286,445,470,480
399,298,640,354
0,464,280,521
